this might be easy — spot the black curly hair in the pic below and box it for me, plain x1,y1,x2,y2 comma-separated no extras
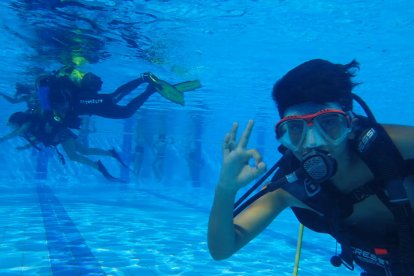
272,59,360,117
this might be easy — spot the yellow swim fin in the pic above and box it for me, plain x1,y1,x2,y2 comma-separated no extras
173,80,202,93
148,74,185,106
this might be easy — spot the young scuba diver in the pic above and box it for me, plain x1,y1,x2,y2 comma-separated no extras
208,59,414,275
0,111,125,182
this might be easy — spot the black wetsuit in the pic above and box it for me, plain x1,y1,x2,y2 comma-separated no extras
73,77,156,119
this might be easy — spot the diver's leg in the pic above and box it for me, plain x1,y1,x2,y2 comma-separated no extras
61,138,122,181
61,138,99,169
75,141,112,156
110,75,150,103
83,100,130,119
119,85,155,117
75,141,127,167
91,85,155,119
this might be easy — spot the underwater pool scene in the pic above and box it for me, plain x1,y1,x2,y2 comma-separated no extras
0,0,413,275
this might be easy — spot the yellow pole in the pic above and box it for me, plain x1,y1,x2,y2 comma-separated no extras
293,223,305,276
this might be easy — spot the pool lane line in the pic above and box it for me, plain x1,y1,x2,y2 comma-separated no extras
37,184,106,276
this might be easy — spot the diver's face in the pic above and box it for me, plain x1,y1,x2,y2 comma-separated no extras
276,102,352,160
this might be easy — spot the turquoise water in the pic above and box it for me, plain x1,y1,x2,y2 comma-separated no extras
0,1,413,275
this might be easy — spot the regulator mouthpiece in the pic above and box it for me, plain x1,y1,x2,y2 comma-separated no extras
302,150,337,183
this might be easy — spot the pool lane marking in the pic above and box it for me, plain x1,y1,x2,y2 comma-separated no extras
37,184,106,275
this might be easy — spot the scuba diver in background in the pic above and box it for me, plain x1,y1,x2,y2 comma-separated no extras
208,59,414,275
42,69,201,123
0,111,125,182
150,133,175,182
0,66,201,182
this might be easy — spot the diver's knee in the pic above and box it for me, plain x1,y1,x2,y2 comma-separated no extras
65,152,81,162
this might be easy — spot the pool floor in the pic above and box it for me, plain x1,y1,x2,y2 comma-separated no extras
0,182,358,275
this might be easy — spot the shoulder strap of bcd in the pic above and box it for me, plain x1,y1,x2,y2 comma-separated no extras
352,119,414,267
